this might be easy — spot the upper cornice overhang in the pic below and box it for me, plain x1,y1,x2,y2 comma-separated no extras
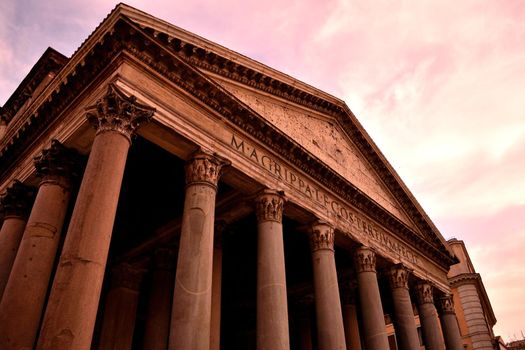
0,4,456,268
1,47,68,124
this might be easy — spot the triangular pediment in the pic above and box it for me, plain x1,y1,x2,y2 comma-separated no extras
211,80,419,231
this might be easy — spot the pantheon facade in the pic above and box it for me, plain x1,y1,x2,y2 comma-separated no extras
0,4,490,350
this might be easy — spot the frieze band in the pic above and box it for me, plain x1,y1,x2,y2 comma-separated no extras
229,133,418,264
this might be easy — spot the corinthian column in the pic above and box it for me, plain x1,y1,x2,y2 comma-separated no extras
387,265,420,350
210,221,226,350
143,248,176,350
415,282,445,350
0,180,35,298
37,84,154,350
438,294,463,350
310,221,346,350
354,247,389,350
340,280,362,350
169,151,229,350
98,264,146,350
0,141,82,350
255,190,290,350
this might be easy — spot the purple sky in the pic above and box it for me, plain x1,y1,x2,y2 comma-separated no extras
1,0,524,340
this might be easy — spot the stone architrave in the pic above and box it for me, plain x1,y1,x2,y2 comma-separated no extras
309,221,346,350
255,189,290,350
211,221,226,350
143,248,176,350
36,84,154,350
0,180,35,298
354,247,389,350
387,264,420,350
0,141,82,350
98,264,146,350
340,279,362,350
415,282,446,350
169,151,229,350
438,294,463,350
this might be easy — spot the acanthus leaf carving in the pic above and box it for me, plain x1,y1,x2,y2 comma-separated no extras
185,151,229,188
354,246,376,273
86,83,155,142
254,189,285,223
415,282,434,305
34,140,84,187
388,264,410,290
438,294,456,315
0,180,36,219
310,221,335,251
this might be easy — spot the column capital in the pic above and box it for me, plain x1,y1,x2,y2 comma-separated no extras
438,294,456,315
86,83,155,143
310,220,334,251
388,264,410,290
254,189,286,223
152,248,176,270
111,264,146,291
34,140,84,188
185,151,229,189
0,180,35,219
354,246,376,273
415,281,434,305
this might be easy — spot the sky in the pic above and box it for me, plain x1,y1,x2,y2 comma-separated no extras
1,0,524,341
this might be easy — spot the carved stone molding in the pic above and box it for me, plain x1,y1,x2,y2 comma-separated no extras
415,282,434,305
438,294,455,315
86,83,155,143
354,246,376,273
254,189,285,223
0,180,35,219
152,248,176,270
185,150,229,189
388,264,410,290
310,220,335,251
34,140,84,187
110,263,146,291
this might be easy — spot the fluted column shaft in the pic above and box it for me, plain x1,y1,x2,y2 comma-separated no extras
37,84,154,350
310,221,346,350
143,248,176,350
415,282,445,350
354,247,389,350
0,181,34,298
169,152,228,350
255,190,290,350
0,141,82,350
438,295,463,350
98,264,145,350
388,265,420,350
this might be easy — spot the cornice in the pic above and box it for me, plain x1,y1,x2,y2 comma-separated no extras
0,15,456,269
1,48,68,124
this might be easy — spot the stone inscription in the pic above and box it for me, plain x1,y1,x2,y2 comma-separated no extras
230,134,418,264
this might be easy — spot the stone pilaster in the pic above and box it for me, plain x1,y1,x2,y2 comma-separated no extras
340,279,362,350
415,281,446,350
387,265,420,350
438,294,463,350
0,181,35,298
169,151,229,350
37,84,154,350
0,140,82,350
255,189,290,350
98,264,146,350
310,221,346,350
143,248,176,350
354,247,389,350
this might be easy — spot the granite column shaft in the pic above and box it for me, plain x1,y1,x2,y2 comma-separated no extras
416,282,446,350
